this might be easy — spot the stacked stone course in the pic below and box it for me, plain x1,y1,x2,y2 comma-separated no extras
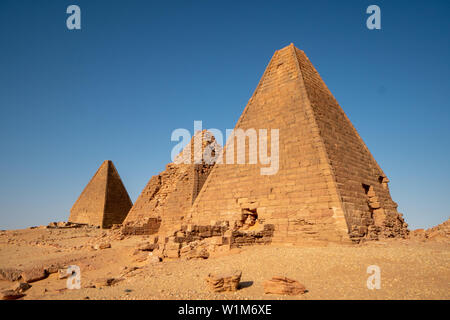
188,44,408,243
122,130,221,235
69,160,132,229
69,44,409,245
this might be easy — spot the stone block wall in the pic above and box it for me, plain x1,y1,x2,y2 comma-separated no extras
187,44,408,244
69,160,133,229
122,131,219,235
294,48,408,241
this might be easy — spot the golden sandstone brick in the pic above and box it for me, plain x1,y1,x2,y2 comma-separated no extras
69,160,132,229
188,44,408,243
71,44,408,246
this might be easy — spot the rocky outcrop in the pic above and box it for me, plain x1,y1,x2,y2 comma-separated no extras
206,271,242,292
1,289,26,300
21,267,48,283
0,268,23,282
263,276,306,295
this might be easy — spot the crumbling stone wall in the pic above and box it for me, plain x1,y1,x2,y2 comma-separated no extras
154,220,275,260
122,131,220,235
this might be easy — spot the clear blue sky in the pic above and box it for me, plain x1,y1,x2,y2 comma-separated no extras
0,0,449,230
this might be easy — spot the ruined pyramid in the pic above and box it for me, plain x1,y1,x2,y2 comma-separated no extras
69,160,133,228
187,44,408,244
122,130,222,235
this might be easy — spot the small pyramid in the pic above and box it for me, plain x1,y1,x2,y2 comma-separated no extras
122,130,221,235
189,44,408,243
69,160,133,228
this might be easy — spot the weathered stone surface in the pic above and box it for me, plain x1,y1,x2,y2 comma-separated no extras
188,43,408,244
0,268,22,282
69,44,409,248
1,289,25,300
47,221,84,229
58,268,72,279
122,131,221,235
69,160,133,229
94,277,121,288
96,242,111,250
206,270,242,292
21,267,48,283
180,242,210,260
263,276,306,295
411,218,450,241
11,282,31,293
45,265,60,274
137,242,158,252
148,254,161,264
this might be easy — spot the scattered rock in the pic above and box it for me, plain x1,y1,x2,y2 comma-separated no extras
410,218,450,242
180,241,210,260
47,221,83,229
263,276,306,295
1,289,25,300
119,266,141,278
151,248,164,260
58,268,71,279
11,282,31,293
93,242,111,250
148,254,161,264
21,267,48,283
138,242,158,252
133,251,149,263
206,270,242,292
0,268,23,282
45,265,60,274
94,277,121,288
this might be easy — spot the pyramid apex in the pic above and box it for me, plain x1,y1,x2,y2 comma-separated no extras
101,160,115,168
277,43,300,53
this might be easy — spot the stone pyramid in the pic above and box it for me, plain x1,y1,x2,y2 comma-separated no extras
188,44,408,244
122,130,222,235
69,160,133,228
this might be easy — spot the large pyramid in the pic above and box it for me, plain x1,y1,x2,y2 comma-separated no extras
69,160,133,228
122,130,222,235
188,44,408,244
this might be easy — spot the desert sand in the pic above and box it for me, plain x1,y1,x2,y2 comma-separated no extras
0,225,448,300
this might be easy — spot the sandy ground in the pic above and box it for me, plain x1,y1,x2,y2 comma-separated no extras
0,226,448,300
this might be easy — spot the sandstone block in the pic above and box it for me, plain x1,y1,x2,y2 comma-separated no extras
21,267,48,283
206,270,242,292
263,276,306,295
11,282,31,293
94,277,120,288
1,289,25,300
0,268,22,282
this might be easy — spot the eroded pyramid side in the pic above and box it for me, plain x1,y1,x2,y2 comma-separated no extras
294,47,408,240
122,130,221,235
189,44,350,244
